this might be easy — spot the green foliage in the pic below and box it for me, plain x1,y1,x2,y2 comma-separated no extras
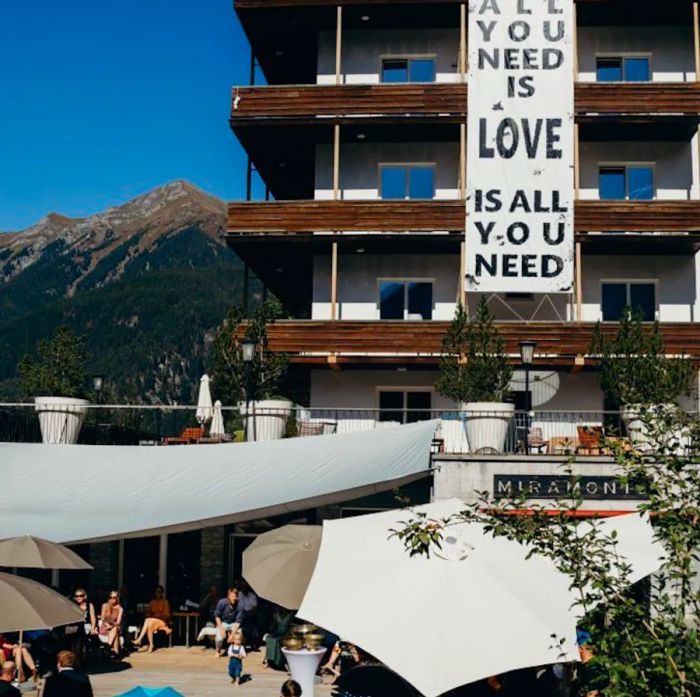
18,325,88,399
210,298,289,404
591,309,693,405
436,298,512,403
394,409,700,697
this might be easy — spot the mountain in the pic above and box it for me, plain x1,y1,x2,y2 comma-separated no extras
0,181,248,403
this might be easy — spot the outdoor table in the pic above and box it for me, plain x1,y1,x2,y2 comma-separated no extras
281,647,325,697
172,611,200,648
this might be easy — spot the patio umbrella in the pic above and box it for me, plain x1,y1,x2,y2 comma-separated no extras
0,572,83,633
115,688,186,697
210,400,226,437
242,525,322,609
298,500,662,697
195,374,213,425
0,535,92,570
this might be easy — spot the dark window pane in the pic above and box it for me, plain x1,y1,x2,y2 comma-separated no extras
409,167,434,199
381,167,407,199
407,282,433,319
382,59,408,83
624,57,650,81
630,283,655,321
602,283,627,321
379,391,404,423
599,167,626,200
627,166,653,200
596,57,622,82
379,281,405,319
406,391,431,423
409,59,435,82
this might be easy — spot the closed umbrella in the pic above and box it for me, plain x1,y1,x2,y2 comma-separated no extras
0,535,92,570
298,500,662,697
242,525,321,609
210,400,225,437
0,572,83,633
195,374,213,425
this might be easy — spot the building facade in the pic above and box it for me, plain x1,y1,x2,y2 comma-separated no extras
228,0,700,433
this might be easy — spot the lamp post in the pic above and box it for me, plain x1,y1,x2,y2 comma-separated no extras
242,339,256,441
92,374,104,444
518,341,536,415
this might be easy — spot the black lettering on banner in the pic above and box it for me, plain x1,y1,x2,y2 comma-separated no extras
548,0,563,15
510,191,529,213
475,221,496,244
521,255,537,276
516,0,531,14
485,189,502,211
506,222,529,245
542,49,564,69
544,21,565,41
475,254,497,277
502,255,518,277
495,118,519,158
480,0,501,14
507,75,535,98
508,21,530,42
477,20,497,41
542,255,564,277
543,222,565,245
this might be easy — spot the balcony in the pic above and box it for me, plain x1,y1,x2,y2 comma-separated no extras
227,199,700,236
0,401,659,459
261,320,700,366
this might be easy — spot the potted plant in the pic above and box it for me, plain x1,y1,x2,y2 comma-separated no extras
18,325,90,444
590,309,693,448
436,299,514,454
211,299,291,441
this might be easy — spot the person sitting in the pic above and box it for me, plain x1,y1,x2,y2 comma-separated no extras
214,588,244,656
98,590,123,660
132,585,173,653
0,634,36,683
264,605,295,669
0,662,20,697
42,650,93,697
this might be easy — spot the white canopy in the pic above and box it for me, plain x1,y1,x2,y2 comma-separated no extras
0,420,436,544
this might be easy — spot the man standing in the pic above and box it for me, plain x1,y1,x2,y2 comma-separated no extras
0,662,20,697
237,579,259,649
42,650,93,697
214,588,244,656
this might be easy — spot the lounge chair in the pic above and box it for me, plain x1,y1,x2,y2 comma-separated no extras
162,427,204,445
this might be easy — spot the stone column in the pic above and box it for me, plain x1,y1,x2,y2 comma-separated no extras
200,526,226,596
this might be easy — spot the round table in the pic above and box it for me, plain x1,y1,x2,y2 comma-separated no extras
281,648,326,697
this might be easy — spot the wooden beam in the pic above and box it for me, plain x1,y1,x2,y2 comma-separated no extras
458,123,466,198
333,124,340,199
327,354,341,371
459,3,466,81
335,5,343,86
330,241,338,320
458,240,466,307
572,355,586,374
575,242,583,322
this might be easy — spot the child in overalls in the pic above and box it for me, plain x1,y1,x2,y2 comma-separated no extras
227,630,246,686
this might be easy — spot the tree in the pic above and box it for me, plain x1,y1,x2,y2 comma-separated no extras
210,298,288,404
436,298,512,403
590,309,693,406
393,409,700,696
18,325,88,399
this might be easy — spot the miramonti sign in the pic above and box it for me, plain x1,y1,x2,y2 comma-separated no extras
494,474,647,500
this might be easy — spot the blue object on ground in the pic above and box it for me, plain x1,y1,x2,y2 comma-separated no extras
114,688,186,697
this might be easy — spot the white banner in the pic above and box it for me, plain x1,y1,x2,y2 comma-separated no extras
466,0,574,294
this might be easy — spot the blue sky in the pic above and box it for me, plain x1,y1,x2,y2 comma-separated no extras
0,0,250,231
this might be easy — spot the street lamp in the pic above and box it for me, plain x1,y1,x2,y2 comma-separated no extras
518,341,536,414
92,374,105,444
241,339,256,441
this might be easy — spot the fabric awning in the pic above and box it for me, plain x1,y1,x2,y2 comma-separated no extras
0,420,437,543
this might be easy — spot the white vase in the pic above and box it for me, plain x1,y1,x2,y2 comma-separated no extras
621,403,683,452
34,396,89,444
462,402,515,455
238,399,293,441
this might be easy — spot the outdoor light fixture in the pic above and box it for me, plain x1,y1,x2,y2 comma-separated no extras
518,340,536,366
357,133,366,140
361,15,370,21
356,247,365,254
242,339,256,363
92,375,104,393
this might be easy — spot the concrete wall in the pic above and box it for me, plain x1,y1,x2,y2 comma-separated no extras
317,28,461,84
577,26,695,82
579,141,697,200
315,142,460,200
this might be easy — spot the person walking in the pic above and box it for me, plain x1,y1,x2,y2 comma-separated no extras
0,662,20,697
227,630,246,686
42,650,93,697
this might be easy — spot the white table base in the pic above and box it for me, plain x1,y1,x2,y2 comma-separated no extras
281,648,326,697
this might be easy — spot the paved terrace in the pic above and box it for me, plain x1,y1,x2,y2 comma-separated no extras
86,647,334,697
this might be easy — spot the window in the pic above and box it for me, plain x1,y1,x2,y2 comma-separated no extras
380,165,435,200
599,165,653,200
381,58,435,83
379,390,432,424
596,56,650,82
379,280,433,320
601,282,656,321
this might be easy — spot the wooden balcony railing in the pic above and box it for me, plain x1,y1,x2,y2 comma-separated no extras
227,200,700,235
230,83,700,124
264,320,700,364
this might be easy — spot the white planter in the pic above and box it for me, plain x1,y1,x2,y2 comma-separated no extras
462,402,515,455
34,396,89,445
238,399,293,442
621,403,684,452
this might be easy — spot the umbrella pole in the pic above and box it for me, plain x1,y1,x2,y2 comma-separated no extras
17,630,23,683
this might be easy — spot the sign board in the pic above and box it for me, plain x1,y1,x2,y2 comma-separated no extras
466,0,575,293
494,475,647,501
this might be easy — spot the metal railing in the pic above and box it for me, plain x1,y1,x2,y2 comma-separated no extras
0,402,654,456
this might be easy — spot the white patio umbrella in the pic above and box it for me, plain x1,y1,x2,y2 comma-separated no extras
0,535,93,570
210,400,226,437
298,500,662,697
195,374,213,425
242,525,322,609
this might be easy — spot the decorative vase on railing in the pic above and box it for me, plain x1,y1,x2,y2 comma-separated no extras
238,399,293,441
462,402,515,455
34,397,89,444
